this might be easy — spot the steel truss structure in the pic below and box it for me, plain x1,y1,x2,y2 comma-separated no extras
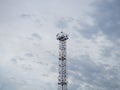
56,32,68,90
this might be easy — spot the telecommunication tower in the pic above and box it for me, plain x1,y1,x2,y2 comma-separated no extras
56,32,68,90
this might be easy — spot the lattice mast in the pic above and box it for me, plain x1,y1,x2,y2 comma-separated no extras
56,32,68,90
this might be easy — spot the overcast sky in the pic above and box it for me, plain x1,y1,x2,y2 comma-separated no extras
0,0,120,90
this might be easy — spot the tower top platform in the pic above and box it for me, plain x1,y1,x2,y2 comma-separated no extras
56,32,68,41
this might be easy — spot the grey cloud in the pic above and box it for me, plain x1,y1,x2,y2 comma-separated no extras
1,0,120,90
36,60,49,66
73,18,99,39
93,0,120,41
42,74,48,77
56,19,68,29
37,61,43,65
11,56,24,64
100,44,120,66
50,64,57,73
11,56,25,64
69,83,80,90
101,46,113,57
20,13,43,27
11,58,18,64
25,53,34,57
77,27,98,39
45,50,57,58
21,64,32,71
27,33,42,41
15,56,24,61
20,14,31,19
68,54,120,90
74,0,120,41
56,17,74,29
32,33,42,40
0,77,18,90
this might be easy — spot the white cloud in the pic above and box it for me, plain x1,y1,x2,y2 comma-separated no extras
0,0,120,90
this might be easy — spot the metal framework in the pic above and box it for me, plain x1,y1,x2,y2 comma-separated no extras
56,32,68,90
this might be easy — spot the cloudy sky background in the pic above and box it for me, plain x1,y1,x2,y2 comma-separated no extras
0,0,120,90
